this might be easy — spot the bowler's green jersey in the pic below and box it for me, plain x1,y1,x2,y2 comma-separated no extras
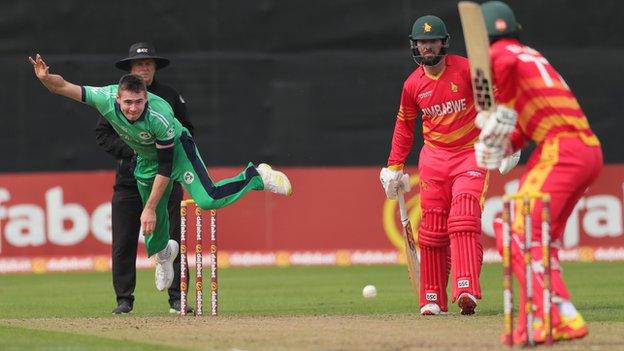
82,85,187,160
81,84,263,256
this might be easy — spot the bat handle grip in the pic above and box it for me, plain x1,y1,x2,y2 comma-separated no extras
397,191,409,225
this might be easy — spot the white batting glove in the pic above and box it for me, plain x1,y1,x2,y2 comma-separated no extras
399,173,411,193
475,110,490,129
499,150,521,175
380,167,404,199
474,141,505,170
479,105,517,147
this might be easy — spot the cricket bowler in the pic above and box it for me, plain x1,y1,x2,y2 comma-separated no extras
29,54,292,293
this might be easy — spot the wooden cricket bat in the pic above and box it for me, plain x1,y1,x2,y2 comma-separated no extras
398,191,419,298
458,1,496,113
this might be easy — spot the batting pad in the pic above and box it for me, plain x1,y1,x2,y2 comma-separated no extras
448,194,483,301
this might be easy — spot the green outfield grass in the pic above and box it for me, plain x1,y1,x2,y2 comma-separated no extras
0,262,622,350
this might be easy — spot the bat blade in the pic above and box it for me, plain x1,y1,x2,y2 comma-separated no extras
398,192,419,298
458,1,495,113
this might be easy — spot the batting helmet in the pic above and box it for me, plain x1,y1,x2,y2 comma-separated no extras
481,1,522,39
409,15,450,41
409,15,450,66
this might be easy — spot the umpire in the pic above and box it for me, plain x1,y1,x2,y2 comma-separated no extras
95,42,194,314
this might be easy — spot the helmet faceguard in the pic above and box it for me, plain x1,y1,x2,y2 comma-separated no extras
410,38,450,66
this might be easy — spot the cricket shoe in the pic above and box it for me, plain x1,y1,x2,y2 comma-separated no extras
534,313,589,343
169,300,195,315
155,240,179,291
257,163,292,196
112,300,133,314
457,292,477,315
420,303,445,316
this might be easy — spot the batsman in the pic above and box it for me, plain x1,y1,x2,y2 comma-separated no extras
380,15,517,315
29,54,292,293
474,1,602,343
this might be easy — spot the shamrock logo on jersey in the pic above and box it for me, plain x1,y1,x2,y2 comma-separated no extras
166,128,175,138
184,171,195,184
139,132,152,140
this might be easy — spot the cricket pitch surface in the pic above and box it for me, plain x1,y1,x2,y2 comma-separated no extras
2,315,623,351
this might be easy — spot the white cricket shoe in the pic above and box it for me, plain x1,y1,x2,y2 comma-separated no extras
420,303,443,316
257,163,292,196
155,239,179,291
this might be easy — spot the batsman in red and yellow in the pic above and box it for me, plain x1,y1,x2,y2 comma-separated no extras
476,1,602,344
380,15,516,315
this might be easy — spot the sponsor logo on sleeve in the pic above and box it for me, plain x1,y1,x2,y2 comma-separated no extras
183,172,195,184
166,128,175,138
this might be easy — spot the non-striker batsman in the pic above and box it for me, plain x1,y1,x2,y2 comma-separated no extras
380,15,510,315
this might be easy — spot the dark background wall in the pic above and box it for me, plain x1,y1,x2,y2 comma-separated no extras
2,0,623,172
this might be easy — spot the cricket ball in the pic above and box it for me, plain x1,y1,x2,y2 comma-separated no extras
362,285,377,299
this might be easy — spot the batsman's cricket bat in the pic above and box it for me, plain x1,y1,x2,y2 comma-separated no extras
458,1,495,113
398,191,419,298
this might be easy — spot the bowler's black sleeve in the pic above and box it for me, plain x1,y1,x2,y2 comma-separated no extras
157,146,174,177
94,117,134,159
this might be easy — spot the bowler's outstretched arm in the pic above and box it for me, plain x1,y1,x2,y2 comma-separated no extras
29,53,82,102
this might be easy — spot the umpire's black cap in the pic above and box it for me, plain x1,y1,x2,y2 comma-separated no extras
115,42,170,71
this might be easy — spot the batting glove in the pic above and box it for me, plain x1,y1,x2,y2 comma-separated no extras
474,141,505,170
399,173,411,193
475,110,490,129
380,167,410,199
499,150,521,175
478,105,517,147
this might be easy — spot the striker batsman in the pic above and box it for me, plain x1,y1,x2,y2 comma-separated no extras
29,54,292,293
474,1,602,344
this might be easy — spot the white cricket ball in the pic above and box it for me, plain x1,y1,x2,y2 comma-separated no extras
362,285,377,299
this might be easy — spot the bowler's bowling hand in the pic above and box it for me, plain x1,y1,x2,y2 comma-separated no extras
140,207,157,236
28,54,50,80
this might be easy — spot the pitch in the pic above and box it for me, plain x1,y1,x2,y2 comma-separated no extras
1,263,622,350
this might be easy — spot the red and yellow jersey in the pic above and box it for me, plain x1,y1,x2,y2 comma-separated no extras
491,38,599,150
387,55,478,168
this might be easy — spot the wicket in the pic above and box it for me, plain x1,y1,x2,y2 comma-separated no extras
501,192,553,347
180,199,218,317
